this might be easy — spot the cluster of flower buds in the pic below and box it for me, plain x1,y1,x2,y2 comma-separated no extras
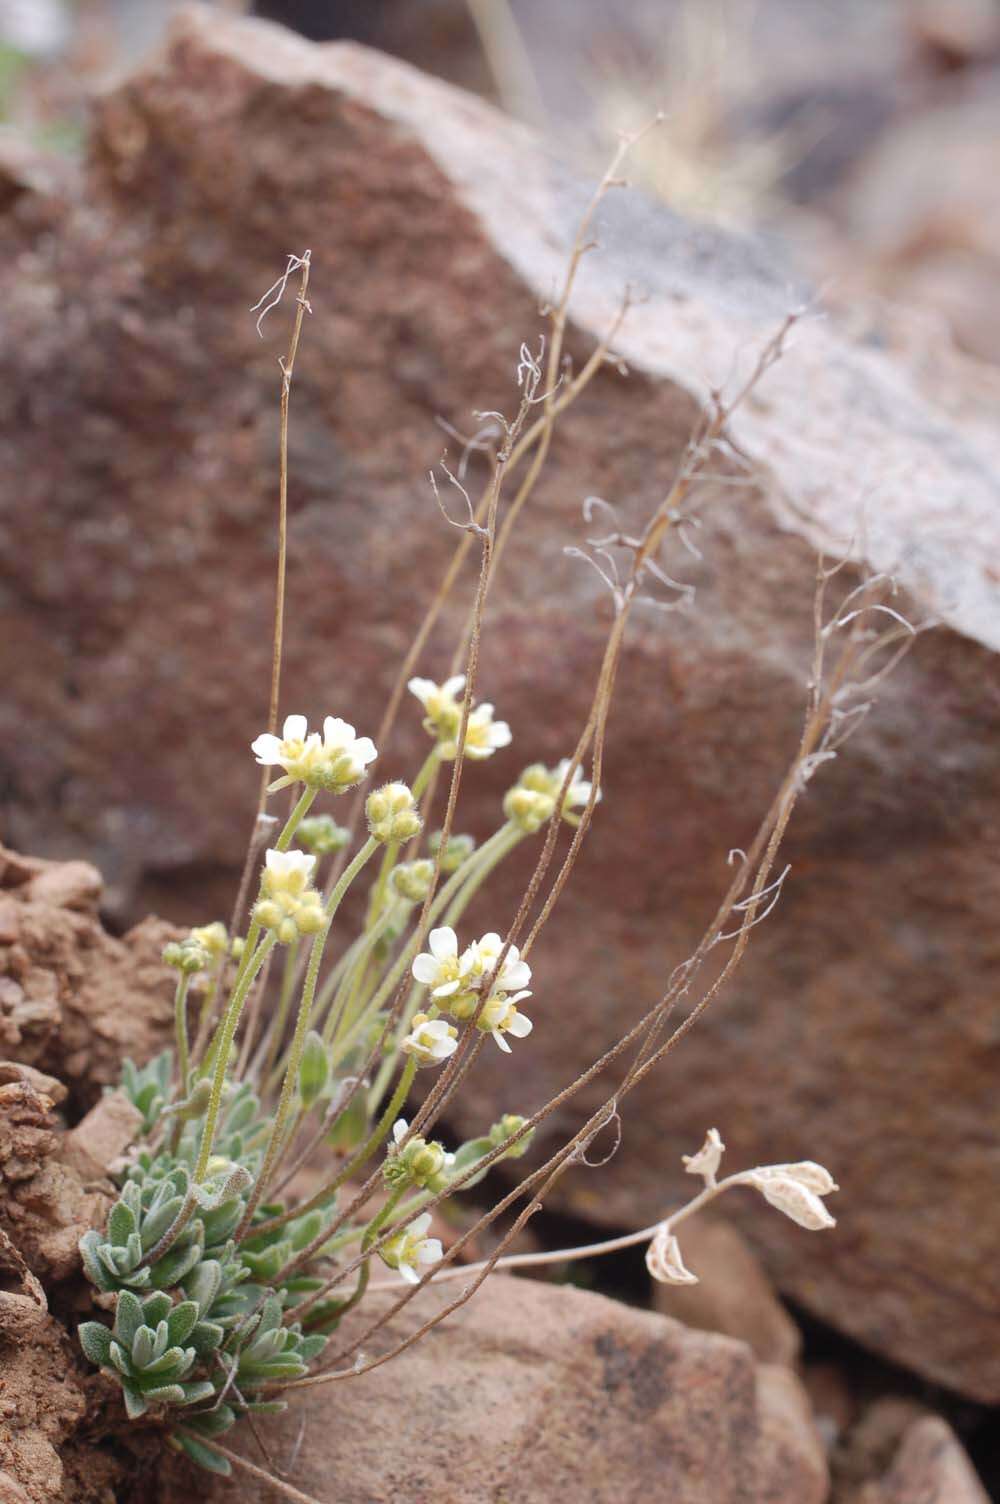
428,830,476,873
488,1113,534,1160
384,1119,455,1194
251,714,377,795
162,936,210,975
378,1212,443,1284
366,783,422,845
503,759,598,834
296,814,350,857
253,849,326,945
389,858,435,904
408,675,511,761
410,927,533,1052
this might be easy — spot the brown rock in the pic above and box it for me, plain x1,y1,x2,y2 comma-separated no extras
0,846,176,1107
855,1415,989,1504
190,1275,826,1504
60,1091,143,1182
0,8,999,1399
651,1211,801,1367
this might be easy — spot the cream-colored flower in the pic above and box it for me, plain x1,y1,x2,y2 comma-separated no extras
400,1013,458,1067
461,932,531,996
645,1227,699,1285
366,782,421,844
189,921,229,958
409,674,511,761
378,1211,443,1284
476,990,533,1053
411,927,474,1002
504,759,598,831
251,714,376,793
682,1128,725,1187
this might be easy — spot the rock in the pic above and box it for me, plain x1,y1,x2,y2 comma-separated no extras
186,1275,826,1504
650,1211,801,1368
834,83,1000,362
856,1415,989,1504
0,845,177,1108
0,7,998,1400
60,1091,143,1182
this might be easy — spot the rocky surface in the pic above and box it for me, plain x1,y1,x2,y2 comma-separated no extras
0,7,998,1400
853,1414,990,1504
0,846,176,1111
187,1275,827,1504
650,1211,801,1369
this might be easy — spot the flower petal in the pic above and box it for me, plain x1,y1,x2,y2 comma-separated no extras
251,734,283,765
282,714,308,741
491,1030,512,1053
429,927,458,960
411,955,440,985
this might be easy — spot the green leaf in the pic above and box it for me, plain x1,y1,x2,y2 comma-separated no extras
188,1319,225,1357
131,1327,155,1369
139,1291,173,1328
139,1197,184,1251
149,1241,202,1291
121,1383,148,1420
297,1334,326,1363
142,1346,193,1380
170,1432,232,1476
177,1380,217,1406
78,1321,113,1368
108,1200,137,1245
298,1030,329,1109
166,1301,199,1347
114,1290,145,1347
184,1403,236,1437
185,1259,221,1315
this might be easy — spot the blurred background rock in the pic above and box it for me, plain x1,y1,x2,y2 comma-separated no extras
3,0,1000,360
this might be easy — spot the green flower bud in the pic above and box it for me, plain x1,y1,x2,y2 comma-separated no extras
389,859,435,903
489,1113,534,1159
503,786,556,834
162,938,210,974
366,783,422,844
428,830,477,873
296,814,351,856
188,921,228,958
298,1030,330,1109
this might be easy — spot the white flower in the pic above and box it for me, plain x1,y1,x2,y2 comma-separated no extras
504,759,599,831
645,1227,699,1286
461,932,532,995
749,1161,838,1231
440,703,512,762
552,758,598,814
378,1211,443,1285
682,1128,725,1187
409,674,511,761
477,990,533,1053
408,675,467,726
400,1013,458,1067
262,847,317,894
250,713,376,793
411,927,473,1001
392,1118,410,1147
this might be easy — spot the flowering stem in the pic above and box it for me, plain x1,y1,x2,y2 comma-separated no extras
324,1184,407,1328
258,935,300,1085
232,786,317,994
365,1172,755,1291
172,973,193,1098
193,934,276,1184
237,837,379,1237
367,823,524,1106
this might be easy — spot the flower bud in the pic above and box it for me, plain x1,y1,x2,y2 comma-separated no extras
296,814,350,857
298,1030,330,1109
750,1172,837,1230
366,783,422,844
162,938,210,975
488,1113,534,1159
503,785,556,834
428,830,476,873
189,922,228,958
390,859,435,903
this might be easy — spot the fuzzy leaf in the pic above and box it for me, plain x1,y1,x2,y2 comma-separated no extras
79,1231,113,1291
188,1320,225,1357
149,1241,203,1291
121,1383,149,1420
142,1346,193,1380
178,1380,217,1406
139,1291,173,1328
185,1260,222,1316
78,1321,113,1368
131,1327,156,1369
170,1433,231,1476
142,1382,186,1405
184,1403,236,1438
108,1201,137,1246
139,1197,184,1252
114,1290,145,1347
166,1301,199,1348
